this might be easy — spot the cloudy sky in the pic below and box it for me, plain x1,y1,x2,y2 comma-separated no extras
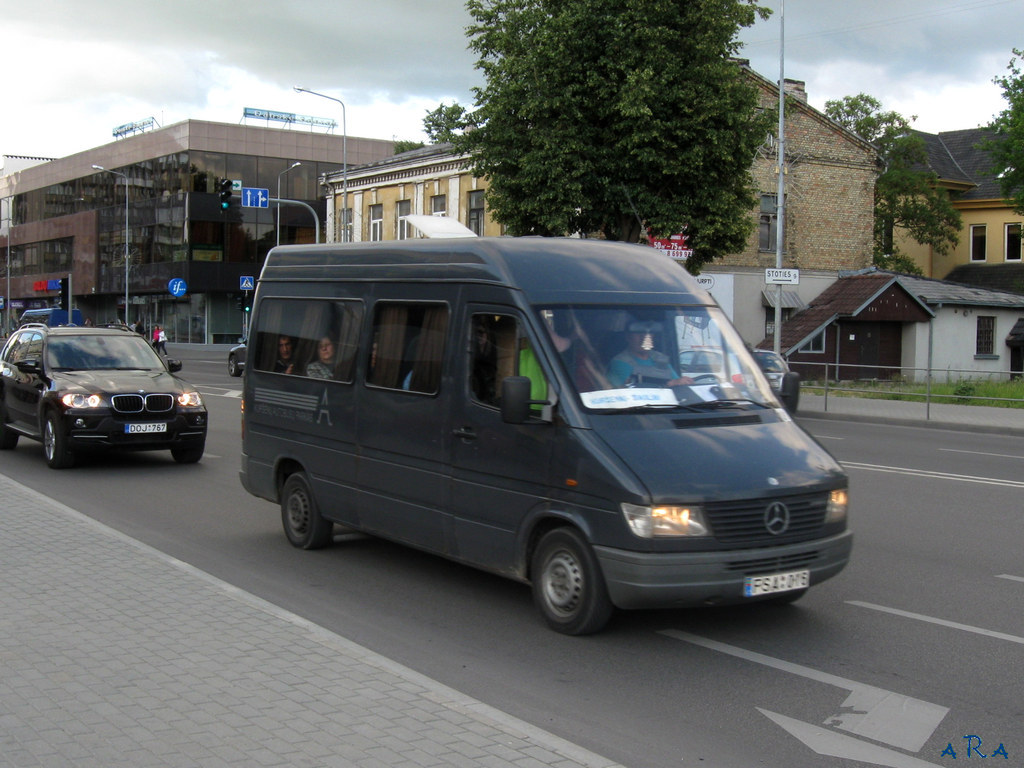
1,0,1019,161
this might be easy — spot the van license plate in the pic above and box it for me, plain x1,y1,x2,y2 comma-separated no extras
743,569,809,596
125,423,167,434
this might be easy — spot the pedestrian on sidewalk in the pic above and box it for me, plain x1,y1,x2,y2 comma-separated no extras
154,325,167,355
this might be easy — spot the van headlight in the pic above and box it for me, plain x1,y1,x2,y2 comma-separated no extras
622,503,709,538
825,489,848,523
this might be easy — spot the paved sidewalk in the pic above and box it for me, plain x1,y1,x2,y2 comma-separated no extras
796,392,1024,435
0,476,623,768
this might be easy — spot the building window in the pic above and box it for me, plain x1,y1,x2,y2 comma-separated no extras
759,193,784,252
1006,223,1022,261
799,329,825,354
431,195,446,216
396,200,411,240
976,315,995,356
467,190,485,236
369,204,383,242
970,225,987,261
764,307,793,339
339,208,352,243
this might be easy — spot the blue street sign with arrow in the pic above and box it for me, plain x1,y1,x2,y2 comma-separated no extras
241,187,270,208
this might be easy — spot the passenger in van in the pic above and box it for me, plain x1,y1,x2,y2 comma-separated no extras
470,319,498,403
607,321,693,388
305,336,336,379
274,335,297,374
544,310,606,392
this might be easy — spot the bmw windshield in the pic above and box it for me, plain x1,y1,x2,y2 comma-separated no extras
45,335,166,372
537,305,778,411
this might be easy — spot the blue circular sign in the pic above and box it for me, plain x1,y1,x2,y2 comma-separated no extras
168,278,188,297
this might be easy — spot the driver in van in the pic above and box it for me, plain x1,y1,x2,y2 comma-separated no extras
607,320,694,388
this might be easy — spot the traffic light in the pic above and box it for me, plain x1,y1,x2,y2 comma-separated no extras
58,278,71,311
220,178,233,210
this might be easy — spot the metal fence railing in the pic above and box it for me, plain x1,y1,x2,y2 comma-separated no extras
789,361,1024,419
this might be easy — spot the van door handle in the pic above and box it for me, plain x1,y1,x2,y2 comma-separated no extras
453,426,477,440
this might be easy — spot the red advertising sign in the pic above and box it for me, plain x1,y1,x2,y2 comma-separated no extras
650,233,692,261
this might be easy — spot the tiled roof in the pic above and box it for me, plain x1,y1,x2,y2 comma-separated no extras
944,263,1024,297
759,273,902,353
915,127,1003,200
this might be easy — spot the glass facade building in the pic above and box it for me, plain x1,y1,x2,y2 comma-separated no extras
1,120,394,342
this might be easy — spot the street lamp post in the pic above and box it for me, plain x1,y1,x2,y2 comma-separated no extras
276,162,301,246
92,165,130,324
294,86,347,242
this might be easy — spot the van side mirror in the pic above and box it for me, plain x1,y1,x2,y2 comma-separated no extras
501,376,533,423
780,371,800,413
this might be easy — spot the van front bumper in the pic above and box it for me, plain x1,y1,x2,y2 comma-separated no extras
594,530,853,610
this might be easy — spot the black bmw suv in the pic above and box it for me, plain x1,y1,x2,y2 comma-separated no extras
0,323,207,468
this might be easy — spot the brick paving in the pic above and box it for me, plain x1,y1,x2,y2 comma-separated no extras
0,476,623,768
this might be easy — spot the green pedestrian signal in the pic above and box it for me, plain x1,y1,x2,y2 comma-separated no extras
220,178,233,210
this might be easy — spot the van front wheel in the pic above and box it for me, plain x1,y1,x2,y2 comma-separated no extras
281,473,334,550
531,528,613,635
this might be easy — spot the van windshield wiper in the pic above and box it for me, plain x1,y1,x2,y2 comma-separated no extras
685,398,773,411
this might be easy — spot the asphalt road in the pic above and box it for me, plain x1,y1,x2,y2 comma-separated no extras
2,345,1021,767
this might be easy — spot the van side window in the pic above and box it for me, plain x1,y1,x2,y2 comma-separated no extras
252,298,363,382
367,302,448,394
469,313,548,409
470,314,519,406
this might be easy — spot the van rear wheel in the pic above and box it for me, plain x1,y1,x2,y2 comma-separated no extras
531,528,613,635
281,472,334,550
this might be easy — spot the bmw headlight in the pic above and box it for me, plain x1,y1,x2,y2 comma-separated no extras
178,391,203,407
622,502,709,538
60,393,103,408
825,489,848,523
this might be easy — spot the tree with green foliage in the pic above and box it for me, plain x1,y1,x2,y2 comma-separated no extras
825,94,960,276
985,48,1024,215
424,103,472,144
444,0,772,270
392,139,426,154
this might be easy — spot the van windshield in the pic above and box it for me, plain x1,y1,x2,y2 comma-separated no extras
537,305,777,411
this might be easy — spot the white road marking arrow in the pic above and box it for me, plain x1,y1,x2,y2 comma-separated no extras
758,710,945,768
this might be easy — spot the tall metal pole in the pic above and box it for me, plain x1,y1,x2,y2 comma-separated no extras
3,195,11,333
773,0,786,354
276,162,301,246
92,165,130,324
294,87,347,242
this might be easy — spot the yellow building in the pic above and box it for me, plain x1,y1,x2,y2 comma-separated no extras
899,128,1023,286
322,144,503,242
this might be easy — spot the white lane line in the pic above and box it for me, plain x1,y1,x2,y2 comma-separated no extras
659,630,947,752
996,574,1024,583
848,601,1024,646
939,448,1024,460
842,461,1024,489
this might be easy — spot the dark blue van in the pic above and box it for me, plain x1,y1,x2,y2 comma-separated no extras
239,238,851,634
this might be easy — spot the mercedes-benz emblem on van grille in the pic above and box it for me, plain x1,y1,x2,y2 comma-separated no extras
764,502,790,535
